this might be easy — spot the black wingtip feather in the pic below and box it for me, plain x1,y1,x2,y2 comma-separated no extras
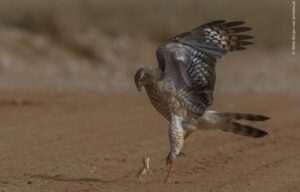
232,46,246,51
259,115,271,121
240,41,254,46
253,130,268,138
201,20,226,27
220,21,245,28
236,35,254,40
230,27,253,33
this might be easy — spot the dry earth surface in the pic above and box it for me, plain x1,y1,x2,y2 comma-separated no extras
0,91,299,192
0,2,298,191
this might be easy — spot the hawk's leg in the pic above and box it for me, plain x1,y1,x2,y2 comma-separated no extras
184,131,192,140
164,114,184,184
165,158,174,184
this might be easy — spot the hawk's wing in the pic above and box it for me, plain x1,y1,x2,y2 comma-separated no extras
156,20,253,115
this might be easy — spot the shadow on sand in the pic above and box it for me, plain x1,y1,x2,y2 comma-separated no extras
28,174,118,184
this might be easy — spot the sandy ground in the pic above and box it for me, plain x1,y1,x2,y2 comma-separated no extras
0,91,299,192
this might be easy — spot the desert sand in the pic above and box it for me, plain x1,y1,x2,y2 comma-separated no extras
0,91,299,192
0,1,297,191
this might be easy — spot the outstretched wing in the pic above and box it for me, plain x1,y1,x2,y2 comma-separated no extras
156,20,253,115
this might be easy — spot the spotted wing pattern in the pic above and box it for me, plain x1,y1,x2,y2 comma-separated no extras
156,20,253,115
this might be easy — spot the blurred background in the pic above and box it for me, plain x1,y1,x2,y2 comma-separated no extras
0,0,298,93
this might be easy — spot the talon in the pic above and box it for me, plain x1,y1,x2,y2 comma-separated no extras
178,152,185,157
164,177,171,184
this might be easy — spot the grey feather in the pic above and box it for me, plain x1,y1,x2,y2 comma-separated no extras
154,20,253,116
184,42,227,58
179,63,193,87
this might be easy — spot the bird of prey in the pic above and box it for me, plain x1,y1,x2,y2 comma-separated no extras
134,20,270,183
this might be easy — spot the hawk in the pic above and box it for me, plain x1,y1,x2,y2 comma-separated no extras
134,20,270,183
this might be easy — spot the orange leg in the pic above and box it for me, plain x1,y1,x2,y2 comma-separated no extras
164,159,174,184
184,131,192,140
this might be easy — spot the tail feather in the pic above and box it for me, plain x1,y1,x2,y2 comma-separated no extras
221,122,268,138
217,112,270,121
201,111,269,138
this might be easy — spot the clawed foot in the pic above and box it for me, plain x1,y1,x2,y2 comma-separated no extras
164,152,186,184
178,152,185,157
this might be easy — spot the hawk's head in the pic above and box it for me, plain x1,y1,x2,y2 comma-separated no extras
134,68,146,92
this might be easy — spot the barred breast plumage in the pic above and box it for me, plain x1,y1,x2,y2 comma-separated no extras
144,78,172,121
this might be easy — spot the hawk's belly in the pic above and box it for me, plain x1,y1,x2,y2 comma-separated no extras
144,81,172,121
144,80,188,121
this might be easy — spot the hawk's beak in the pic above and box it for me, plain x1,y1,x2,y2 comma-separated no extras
136,84,142,92
134,68,145,92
